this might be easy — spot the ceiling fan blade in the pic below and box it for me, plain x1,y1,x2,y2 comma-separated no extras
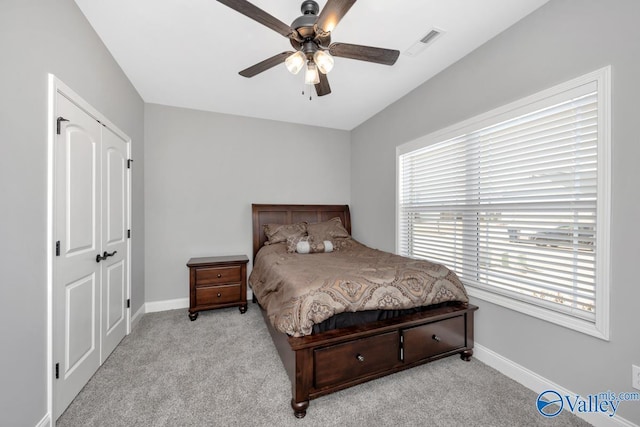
315,72,331,97
315,0,357,35
217,0,295,38
329,42,400,66
239,52,292,78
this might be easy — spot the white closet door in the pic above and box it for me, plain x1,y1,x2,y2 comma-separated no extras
53,88,130,420
100,126,128,362
54,94,102,419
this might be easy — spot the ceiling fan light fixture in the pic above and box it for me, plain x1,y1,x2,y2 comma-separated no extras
285,51,306,75
217,0,399,98
313,50,334,74
304,62,320,85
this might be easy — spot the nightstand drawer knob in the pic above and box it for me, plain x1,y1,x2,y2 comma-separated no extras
356,354,365,362
217,273,222,278
432,334,441,342
217,292,222,298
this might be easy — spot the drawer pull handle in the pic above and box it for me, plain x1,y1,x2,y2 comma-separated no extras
356,354,365,362
432,334,441,342
217,292,222,298
217,273,222,278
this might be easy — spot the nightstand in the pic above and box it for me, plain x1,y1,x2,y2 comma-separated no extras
187,255,249,321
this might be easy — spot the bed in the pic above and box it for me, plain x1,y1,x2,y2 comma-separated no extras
250,204,478,418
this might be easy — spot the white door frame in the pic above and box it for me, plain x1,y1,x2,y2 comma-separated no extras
47,74,132,424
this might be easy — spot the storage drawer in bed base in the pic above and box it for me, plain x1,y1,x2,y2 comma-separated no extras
401,315,466,364
314,331,400,389
260,301,478,419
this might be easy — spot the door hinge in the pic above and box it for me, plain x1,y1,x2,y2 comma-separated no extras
127,229,131,239
55,363,60,379
127,299,130,309
127,159,133,169
56,117,69,135
55,241,60,256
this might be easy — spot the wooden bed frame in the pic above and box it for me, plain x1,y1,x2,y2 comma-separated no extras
251,204,478,418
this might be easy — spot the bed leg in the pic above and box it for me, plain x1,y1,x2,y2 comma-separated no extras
291,399,309,418
461,310,475,362
291,347,313,418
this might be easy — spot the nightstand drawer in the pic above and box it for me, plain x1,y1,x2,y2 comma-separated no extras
195,284,242,306
195,266,242,285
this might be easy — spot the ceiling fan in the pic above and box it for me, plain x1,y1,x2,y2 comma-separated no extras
217,0,400,97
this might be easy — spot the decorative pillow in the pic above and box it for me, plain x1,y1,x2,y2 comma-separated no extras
306,217,350,242
286,235,311,253
263,222,307,245
331,238,355,251
294,238,334,254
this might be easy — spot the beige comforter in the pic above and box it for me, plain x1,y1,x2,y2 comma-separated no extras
249,239,469,337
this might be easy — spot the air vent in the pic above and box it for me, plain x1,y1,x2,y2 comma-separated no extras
420,30,441,44
405,28,444,57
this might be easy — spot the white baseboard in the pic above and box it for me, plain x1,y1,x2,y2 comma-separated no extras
144,297,189,313
127,298,188,333
130,303,145,331
474,343,638,427
35,412,51,427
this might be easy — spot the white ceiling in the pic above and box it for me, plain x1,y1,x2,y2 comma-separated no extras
75,0,549,130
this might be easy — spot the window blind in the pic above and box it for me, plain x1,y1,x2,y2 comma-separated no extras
399,89,599,321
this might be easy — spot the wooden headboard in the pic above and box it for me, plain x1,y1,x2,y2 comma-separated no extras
252,204,351,260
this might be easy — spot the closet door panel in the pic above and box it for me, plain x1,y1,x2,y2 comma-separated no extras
100,126,128,362
54,94,102,419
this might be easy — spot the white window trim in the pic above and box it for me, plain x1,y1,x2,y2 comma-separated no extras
396,66,611,340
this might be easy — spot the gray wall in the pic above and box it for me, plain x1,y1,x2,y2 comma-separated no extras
351,0,640,423
0,1,145,425
144,104,350,304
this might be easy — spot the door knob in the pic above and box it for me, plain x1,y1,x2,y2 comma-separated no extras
96,250,117,263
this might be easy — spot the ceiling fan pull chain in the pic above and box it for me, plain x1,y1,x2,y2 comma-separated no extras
301,84,312,101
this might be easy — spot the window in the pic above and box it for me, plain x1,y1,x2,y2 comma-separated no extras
397,67,610,339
